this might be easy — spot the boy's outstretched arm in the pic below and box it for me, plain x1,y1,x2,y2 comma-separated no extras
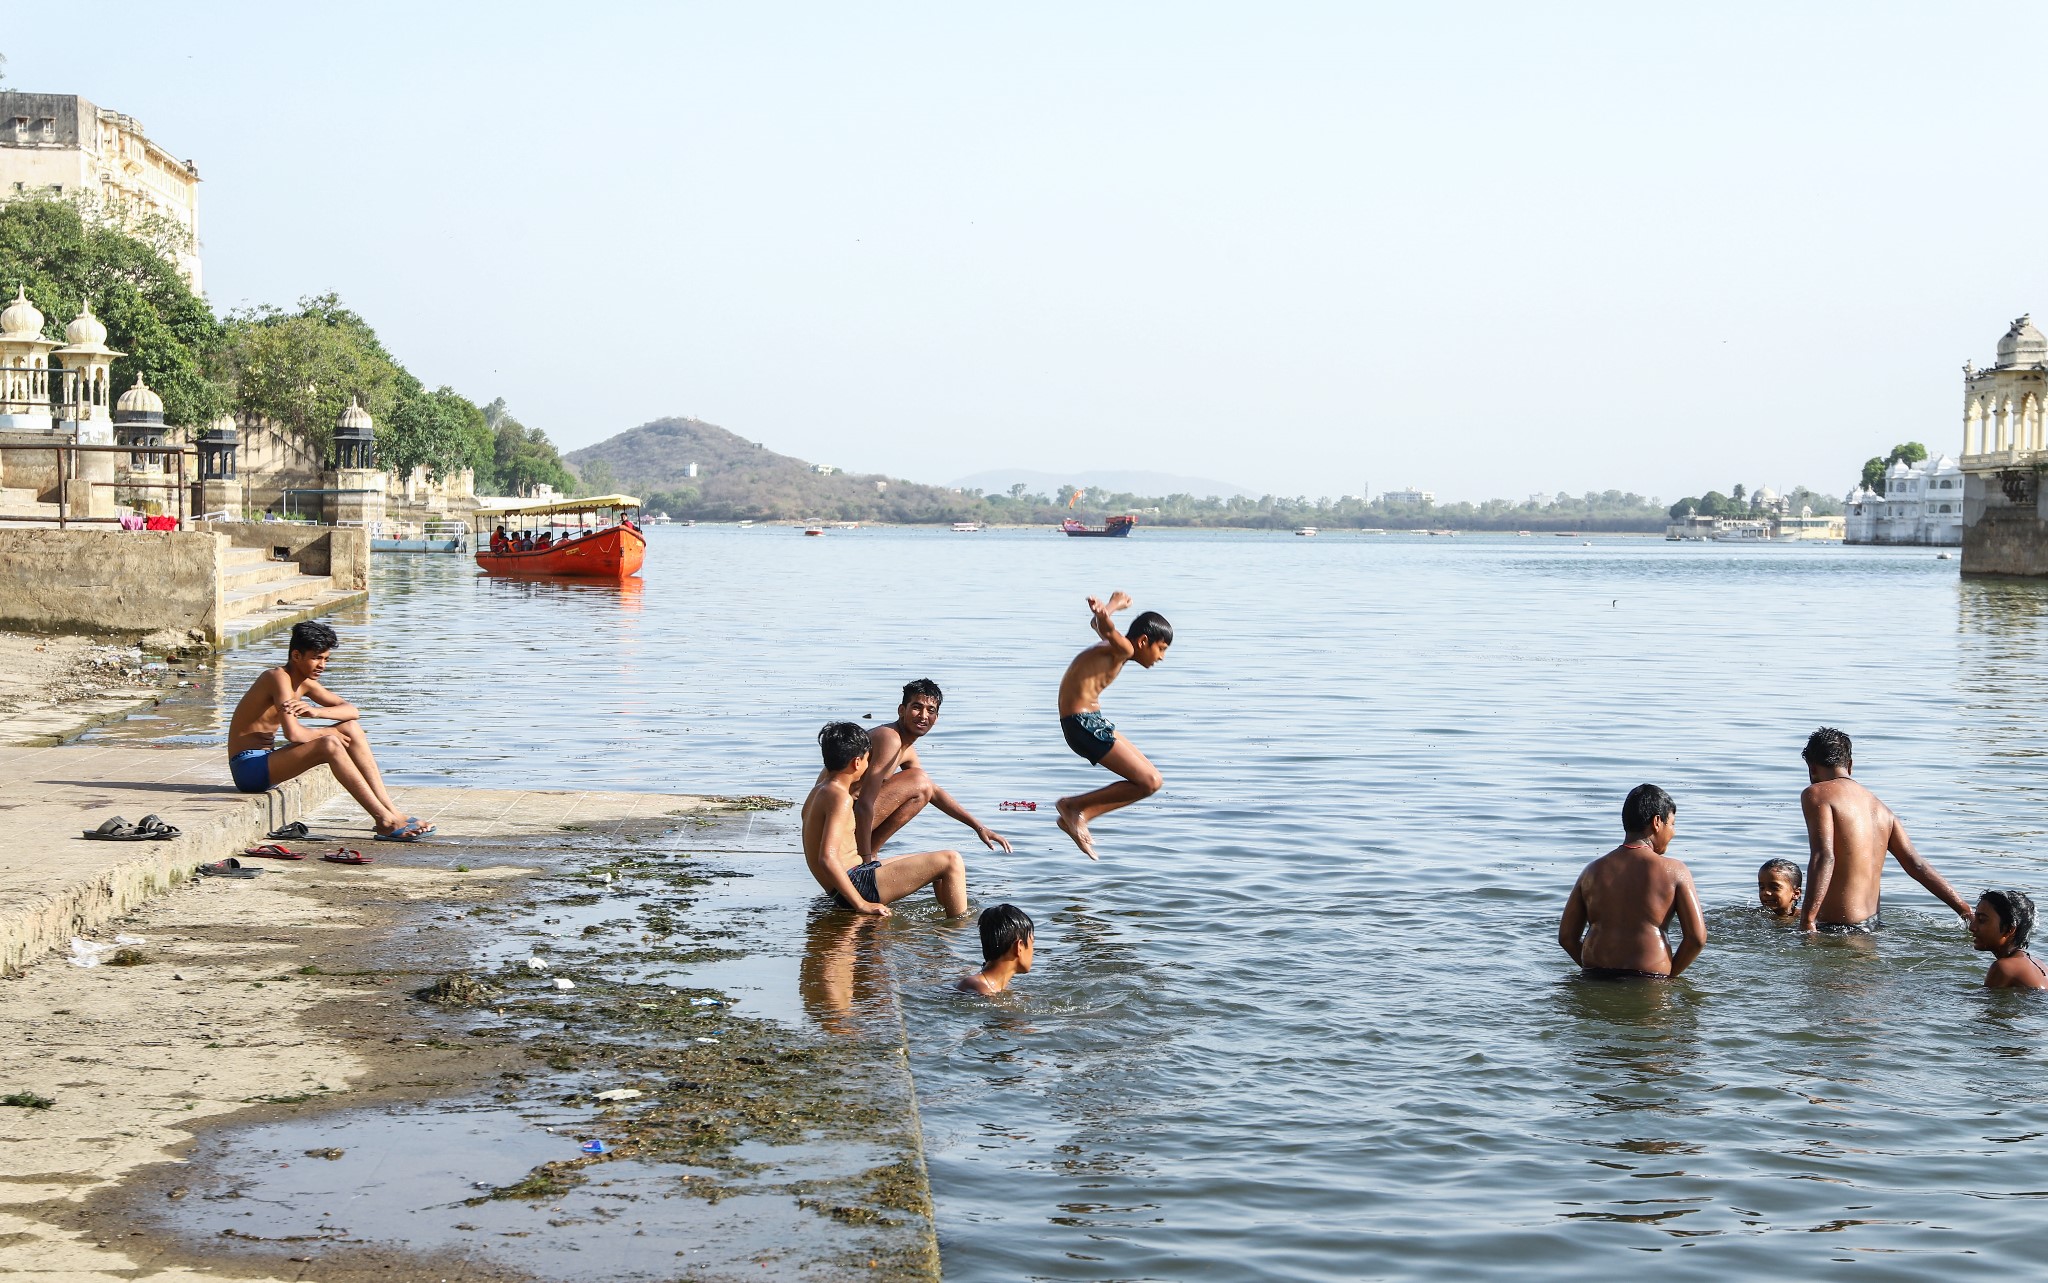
1798,788,1834,932
1557,878,1588,965
1887,818,1972,923
1087,592,1135,658
1669,868,1707,976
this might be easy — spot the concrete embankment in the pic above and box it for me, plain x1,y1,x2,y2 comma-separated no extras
0,756,939,1280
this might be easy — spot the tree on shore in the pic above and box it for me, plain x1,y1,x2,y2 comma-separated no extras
0,197,228,426
1859,441,1928,495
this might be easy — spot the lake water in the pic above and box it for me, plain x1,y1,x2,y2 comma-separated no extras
101,527,2048,1280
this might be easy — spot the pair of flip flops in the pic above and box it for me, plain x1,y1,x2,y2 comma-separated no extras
373,816,435,842
84,814,182,841
242,844,372,865
199,857,261,879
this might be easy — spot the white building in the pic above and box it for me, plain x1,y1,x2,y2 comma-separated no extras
1844,454,1963,545
1383,486,1434,504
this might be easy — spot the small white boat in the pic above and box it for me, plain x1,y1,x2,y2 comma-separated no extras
1295,526,1318,537
952,521,983,532
737,520,754,528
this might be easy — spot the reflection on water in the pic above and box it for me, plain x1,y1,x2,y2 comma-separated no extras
83,533,2048,1280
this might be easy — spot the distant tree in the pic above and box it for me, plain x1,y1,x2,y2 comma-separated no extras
1890,441,1928,467
481,398,576,496
1669,498,1697,520
220,294,403,460
0,196,228,426
576,458,616,496
1731,483,1747,505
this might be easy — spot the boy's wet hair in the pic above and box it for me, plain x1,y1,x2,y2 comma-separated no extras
979,903,1033,962
902,678,943,706
1981,889,2036,951
1127,611,1173,646
289,621,337,655
1803,726,1852,768
1759,858,1803,888
1621,783,1675,836
817,721,871,772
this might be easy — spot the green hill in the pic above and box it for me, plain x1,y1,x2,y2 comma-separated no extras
562,416,992,523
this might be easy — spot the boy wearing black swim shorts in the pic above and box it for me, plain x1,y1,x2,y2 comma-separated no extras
1053,590,1171,860
802,722,967,918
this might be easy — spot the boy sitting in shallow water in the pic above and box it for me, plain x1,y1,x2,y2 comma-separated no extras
957,904,1034,995
1758,858,1803,919
802,722,967,919
1558,784,1707,979
1972,890,2048,990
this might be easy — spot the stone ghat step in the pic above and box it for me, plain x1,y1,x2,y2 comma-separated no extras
0,745,339,975
221,587,369,650
221,556,313,590
222,573,337,614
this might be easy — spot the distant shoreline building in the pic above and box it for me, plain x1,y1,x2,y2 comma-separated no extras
1844,454,1962,546
0,91,201,289
1382,486,1433,504
1959,314,2048,575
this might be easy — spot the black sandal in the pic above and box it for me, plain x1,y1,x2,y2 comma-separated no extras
268,821,312,841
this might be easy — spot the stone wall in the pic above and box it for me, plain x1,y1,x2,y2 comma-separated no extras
1961,471,2048,576
0,528,223,640
197,521,369,589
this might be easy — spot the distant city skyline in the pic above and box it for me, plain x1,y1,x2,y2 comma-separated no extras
5,4,2043,502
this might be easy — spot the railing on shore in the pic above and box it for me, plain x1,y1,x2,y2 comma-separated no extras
0,442,191,528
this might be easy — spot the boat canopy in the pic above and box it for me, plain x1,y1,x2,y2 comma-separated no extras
472,493,642,522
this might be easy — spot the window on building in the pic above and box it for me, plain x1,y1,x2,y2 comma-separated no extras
37,118,54,143
9,118,26,142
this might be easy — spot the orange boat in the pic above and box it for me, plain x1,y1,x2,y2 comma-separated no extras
472,494,647,579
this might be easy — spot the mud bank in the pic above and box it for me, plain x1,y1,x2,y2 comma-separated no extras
0,790,938,1281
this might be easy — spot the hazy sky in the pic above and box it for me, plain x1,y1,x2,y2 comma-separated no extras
9,3,2046,502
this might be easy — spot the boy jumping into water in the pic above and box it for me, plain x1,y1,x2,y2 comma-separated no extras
803,722,967,918
1558,784,1707,979
1797,727,1971,933
854,679,1011,861
1055,591,1172,860
224,622,432,841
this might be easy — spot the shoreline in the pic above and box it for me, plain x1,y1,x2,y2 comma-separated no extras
0,630,185,747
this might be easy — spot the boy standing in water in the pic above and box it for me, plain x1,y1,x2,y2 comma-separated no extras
803,722,967,918
1558,784,1707,979
957,903,1035,995
224,621,432,841
1972,890,2048,990
1797,727,1972,933
1054,591,1172,860
1758,858,1803,919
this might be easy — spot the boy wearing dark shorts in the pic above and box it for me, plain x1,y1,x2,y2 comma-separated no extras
1053,591,1172,860
802,722,966,918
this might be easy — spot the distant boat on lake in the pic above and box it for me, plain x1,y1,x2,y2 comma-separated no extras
1062,515,1136,538
1295,526,1318,537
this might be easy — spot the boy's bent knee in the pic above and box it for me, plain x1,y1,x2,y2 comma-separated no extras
1138,770,1163,795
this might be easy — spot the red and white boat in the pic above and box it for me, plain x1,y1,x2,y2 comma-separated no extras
472,494,647,579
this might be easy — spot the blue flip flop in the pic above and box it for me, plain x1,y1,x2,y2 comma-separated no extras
373,819,426,842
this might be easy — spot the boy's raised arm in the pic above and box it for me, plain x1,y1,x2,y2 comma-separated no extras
1087,592,1135,658
1887,818,1972,924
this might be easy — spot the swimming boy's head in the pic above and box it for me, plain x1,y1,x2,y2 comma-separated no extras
1802,726,1853,780
1758,858,1802,916
899,678,943,735
1973,889,2036,956
1126,611,1173,667
978,903,1034,970
287,621,337,678
1621,783,1676,851
817,721,871,776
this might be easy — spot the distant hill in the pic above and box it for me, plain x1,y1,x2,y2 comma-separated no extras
563,417,988,523
950,468,1256,500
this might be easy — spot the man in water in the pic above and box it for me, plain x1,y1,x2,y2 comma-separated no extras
803,721,967,918
1054,591,1172,859
853,678,1011,862
1557,783,1706,978
224,621,432,841
1797,726,1971,933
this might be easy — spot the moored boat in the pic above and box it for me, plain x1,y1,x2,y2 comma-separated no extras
472,493,646,580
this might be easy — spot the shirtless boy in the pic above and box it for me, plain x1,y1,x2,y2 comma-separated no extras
1054,592,1172,859
803,721,967,918
956,903,1034,995
1797,726,1971,933
854,679,1010,863
224,622,432,841
1558,784,1707,979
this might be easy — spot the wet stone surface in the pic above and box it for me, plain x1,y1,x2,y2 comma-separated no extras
108,809,939,1282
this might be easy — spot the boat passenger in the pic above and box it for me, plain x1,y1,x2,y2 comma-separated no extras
536,531,554,550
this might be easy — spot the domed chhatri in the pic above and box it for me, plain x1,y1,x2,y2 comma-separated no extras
115,374,165,420
63,299,108,349
0,285,46,339
334,396,376,470
337,396,374,433
1995,313,2048,369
